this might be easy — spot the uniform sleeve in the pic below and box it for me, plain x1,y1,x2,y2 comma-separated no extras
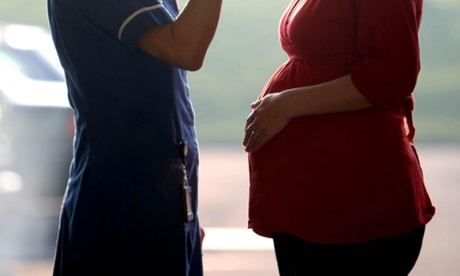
77,0,175,51
351,0,423,109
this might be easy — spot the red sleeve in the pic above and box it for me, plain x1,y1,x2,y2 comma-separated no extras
350,0,423,109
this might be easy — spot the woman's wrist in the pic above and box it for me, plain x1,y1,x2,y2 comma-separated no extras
278,89,303,121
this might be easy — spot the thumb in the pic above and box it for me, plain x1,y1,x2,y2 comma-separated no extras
250,100,261,109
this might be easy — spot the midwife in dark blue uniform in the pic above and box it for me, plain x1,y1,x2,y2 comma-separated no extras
47,0,222,275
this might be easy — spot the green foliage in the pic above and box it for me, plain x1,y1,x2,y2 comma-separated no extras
1,0,459,144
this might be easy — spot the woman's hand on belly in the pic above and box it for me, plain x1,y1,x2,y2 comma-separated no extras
243,93,291,153
242,75,372,153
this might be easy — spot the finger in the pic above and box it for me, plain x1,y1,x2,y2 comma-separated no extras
249,137,263,153
247,133,268,153
245,110,256,124
243,130,255,147
200,227,205,241
244,130,259,152
200,227,205,255
242,119,257,146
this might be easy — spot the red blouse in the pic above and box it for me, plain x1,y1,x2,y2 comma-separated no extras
247,0,435,244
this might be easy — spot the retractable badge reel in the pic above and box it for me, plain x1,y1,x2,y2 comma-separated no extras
180,141,194,222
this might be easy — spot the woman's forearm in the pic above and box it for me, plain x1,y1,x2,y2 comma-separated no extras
172,0,223,69
138,0,223,70
279,75,372,120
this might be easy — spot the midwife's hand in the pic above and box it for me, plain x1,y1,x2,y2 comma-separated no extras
242,93,291,153
200,227,205,247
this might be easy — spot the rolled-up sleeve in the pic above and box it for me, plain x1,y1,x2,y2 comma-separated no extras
351,0,422,109
77,0,175,51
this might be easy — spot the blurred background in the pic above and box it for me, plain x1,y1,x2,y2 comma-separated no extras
0,0,459,275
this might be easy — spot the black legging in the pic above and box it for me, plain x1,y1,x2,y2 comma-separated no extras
272,226,425,276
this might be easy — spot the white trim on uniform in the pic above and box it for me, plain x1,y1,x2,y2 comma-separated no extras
118,3,164,41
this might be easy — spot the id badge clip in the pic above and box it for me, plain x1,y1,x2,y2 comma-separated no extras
180,141,194,222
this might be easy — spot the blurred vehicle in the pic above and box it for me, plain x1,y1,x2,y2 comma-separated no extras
0,24,73,197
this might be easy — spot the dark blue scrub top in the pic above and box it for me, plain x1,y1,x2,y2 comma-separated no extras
48,0,202,275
